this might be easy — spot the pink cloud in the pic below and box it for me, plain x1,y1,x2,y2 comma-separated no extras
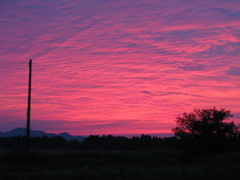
0,0,240,135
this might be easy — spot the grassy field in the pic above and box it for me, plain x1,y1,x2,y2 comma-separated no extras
1,149,240,180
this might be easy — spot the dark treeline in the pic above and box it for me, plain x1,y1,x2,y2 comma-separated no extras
81,134,180,150
1,134,240,152
0,134,181,150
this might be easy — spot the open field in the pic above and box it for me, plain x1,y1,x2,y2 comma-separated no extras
1,149,240,180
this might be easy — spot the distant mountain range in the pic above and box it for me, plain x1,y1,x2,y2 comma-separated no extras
0,128,86,142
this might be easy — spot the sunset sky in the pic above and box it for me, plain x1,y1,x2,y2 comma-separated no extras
1,0,240,136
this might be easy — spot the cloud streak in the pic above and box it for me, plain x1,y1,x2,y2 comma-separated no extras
0,0,240,135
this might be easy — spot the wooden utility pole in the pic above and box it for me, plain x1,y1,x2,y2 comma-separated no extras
26,59,32,151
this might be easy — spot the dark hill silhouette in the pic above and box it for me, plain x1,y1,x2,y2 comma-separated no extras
0,127,55,137
0,128,86,142
58,132,86,141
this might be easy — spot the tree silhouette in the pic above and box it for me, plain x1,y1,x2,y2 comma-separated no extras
173,107,239,153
